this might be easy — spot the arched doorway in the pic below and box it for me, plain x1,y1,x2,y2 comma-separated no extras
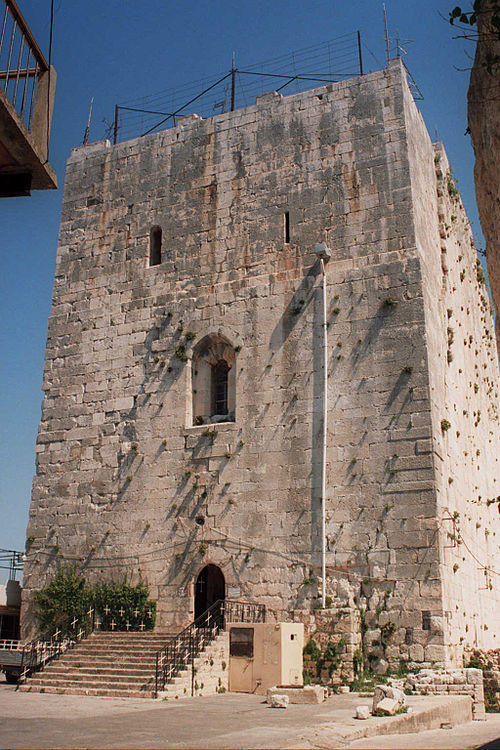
194,564,225,621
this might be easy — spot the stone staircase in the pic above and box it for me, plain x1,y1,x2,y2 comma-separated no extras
18,599,261,699
156,631,229,699
18,631,173,698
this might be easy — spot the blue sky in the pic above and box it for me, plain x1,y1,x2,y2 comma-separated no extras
0,0,483,582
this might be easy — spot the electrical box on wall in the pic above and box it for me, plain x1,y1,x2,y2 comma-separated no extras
228,622,304,694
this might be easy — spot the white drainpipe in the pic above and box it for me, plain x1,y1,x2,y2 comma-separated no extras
315,243,331,608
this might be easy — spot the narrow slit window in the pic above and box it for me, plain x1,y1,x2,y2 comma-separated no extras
284,211,290,244
212,359,229,416
149,226,162,266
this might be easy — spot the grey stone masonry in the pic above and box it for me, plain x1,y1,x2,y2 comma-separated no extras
23,57,500,669
405,668,485,720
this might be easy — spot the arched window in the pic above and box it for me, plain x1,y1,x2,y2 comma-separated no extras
192,335,236,425
149,226,162,266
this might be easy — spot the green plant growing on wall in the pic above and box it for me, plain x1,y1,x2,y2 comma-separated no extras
476,259,486,285
34,564,92,634
202,428,217,440
381,620,397,640
93,580,156,632
175,345,188,362
353,647,363,675
381,297,397,309
34,569,157,634
303,637,321,660
446,169,460,202
441,419,451,432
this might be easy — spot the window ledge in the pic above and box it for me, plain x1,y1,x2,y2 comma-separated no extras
184,421,237,434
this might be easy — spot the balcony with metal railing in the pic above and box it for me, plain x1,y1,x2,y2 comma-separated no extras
0,0,56,196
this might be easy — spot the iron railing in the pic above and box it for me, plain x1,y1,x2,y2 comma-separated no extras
154,599,265,697
0,0,48,131
0,609,95,682
2,597,157,682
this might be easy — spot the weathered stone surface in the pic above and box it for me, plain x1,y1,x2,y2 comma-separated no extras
268,693,289,709
355,705,371,720
372,658,389,676
372,684,405,715
267,685,325,704
374,698,399,716
405,667,485,717
21,57,500,672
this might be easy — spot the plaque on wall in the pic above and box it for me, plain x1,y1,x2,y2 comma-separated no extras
227,586,241,598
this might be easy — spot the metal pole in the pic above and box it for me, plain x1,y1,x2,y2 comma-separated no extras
357,31,363,76
314,242,331,610
320,258,327,609
231,53,236,112
383,3,390,67
155,652,158,697
83,97,93,146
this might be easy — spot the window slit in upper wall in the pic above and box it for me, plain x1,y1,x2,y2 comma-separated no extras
284,211,290,244
149,226,162,266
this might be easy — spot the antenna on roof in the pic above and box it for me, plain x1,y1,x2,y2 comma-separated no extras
83,98,94,146
393,31,414,58
383,3,390,67
231,52,236,111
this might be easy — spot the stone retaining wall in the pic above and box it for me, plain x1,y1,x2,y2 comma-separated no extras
296,607,361,685
405,667,485,720
464,648,500,712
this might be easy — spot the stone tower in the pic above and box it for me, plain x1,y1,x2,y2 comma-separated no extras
23,58,500,669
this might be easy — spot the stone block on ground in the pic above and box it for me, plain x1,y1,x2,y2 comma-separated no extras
355,705,371,719
267,685,325,704
372,684,406,714
374,697,399,716
268,693,289,709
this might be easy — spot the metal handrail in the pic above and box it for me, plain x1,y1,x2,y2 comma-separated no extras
0,0,48,130
1,1,47,70
16,609,96,681
154,599,265,697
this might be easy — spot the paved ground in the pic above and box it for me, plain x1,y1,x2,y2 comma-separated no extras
1,678,499,749
344,716,500,749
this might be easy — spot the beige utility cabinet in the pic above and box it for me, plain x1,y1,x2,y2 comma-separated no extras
228,622,303,694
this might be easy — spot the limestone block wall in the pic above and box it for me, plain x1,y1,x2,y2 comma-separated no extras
403,83,500,664
405,667,485,720
300,608,361,685
22,58,498,661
